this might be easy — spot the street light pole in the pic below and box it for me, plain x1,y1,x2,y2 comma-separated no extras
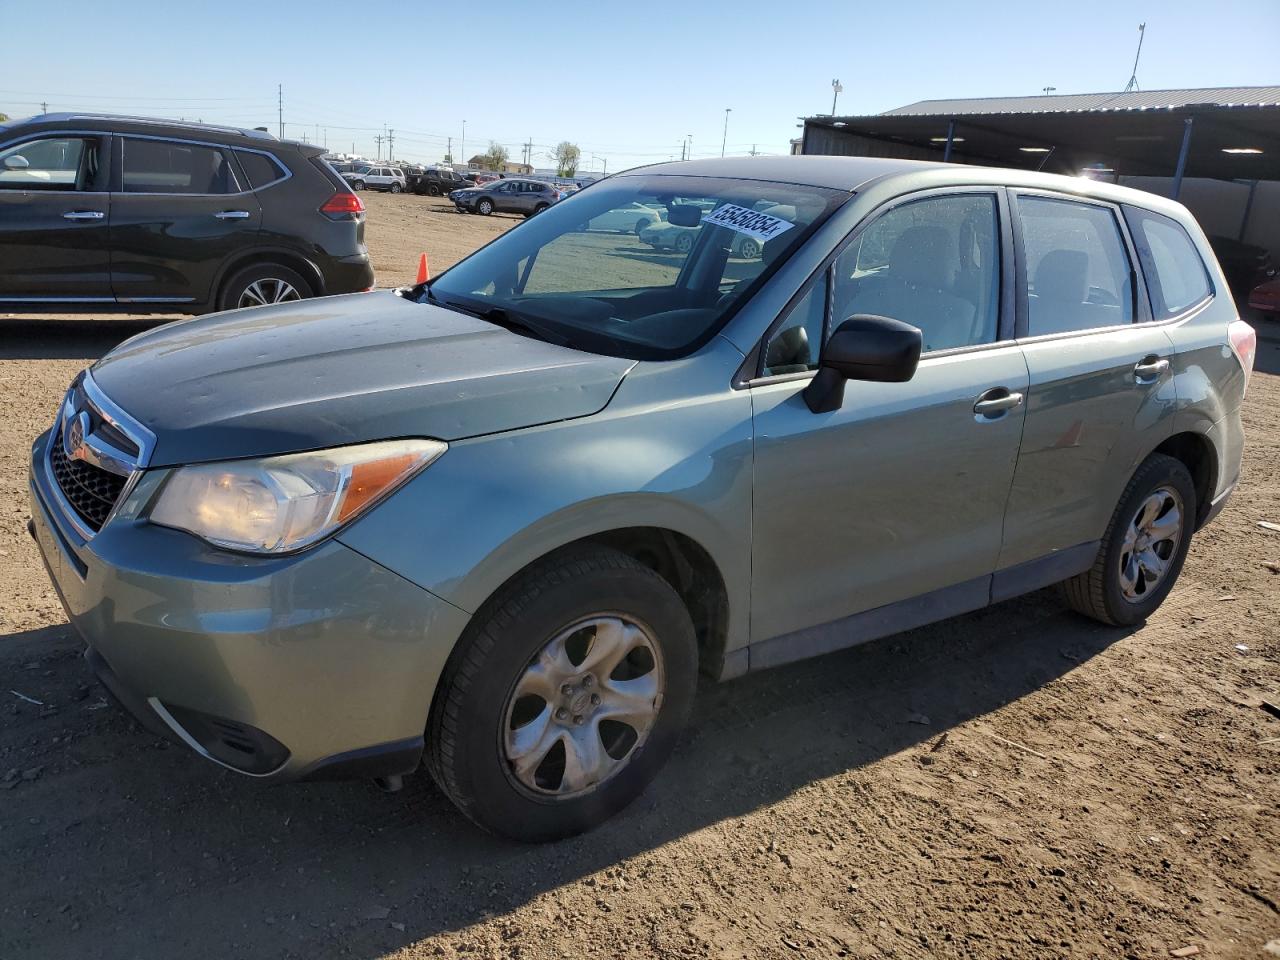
461,120,466,166
831,78,843,116
721,108,731,158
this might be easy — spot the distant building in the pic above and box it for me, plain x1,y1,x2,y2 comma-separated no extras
466,155,532,175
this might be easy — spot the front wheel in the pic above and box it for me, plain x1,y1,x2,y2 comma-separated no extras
426,547,697,842
1060,453,1197,626
477,198,494,216
674,232,693,254
351,180,365,191
427,185,440,197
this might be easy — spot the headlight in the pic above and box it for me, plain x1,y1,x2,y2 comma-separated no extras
149,439,446,554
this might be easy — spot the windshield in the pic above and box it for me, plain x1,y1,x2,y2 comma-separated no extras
425,174,846,360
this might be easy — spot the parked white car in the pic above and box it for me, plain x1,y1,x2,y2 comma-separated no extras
343,164,406,193
586,201,664,235
639,220,763,258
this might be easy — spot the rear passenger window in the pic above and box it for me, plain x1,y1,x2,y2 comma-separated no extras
831,193,1001,353
1018,196,1133,336
1123,207,1212,318
123,139,237,194
236,150,285,190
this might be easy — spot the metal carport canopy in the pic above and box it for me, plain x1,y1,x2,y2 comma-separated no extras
802,87,1280,184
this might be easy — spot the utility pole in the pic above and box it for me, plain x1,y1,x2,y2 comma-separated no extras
1042,86,1056,96
277,84,283,139
461,120,466,166
387,129,395,162
831,78,843,116
1123,22,1146,93
446,136,453,164
374,133,384,160
749,144,759,156
721,108,732,158
41,101,48,115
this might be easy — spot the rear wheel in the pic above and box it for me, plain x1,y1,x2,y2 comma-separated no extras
674,232,693,254
1060,453,1196,626
737,238,760,259
390,182,402,194
528,203,549,217
218,263,313,312
634,219,649,236
426,547,697,842
427,185,440,197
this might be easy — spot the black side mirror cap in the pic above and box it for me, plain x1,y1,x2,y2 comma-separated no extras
803,314,923,414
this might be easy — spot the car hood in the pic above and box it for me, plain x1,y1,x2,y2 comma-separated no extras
90,292,635,467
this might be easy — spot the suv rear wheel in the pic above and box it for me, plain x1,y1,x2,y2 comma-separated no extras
1061,453,1197,626
218,263,313,312
426,547,697,842
390,182,402,194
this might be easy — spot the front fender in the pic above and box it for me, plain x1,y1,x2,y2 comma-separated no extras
337,339,755,656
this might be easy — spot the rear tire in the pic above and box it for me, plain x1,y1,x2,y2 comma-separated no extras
217,263,313,312
1060,453,1196,626
390,182,402,194
426,547,697,842
675,232,693,254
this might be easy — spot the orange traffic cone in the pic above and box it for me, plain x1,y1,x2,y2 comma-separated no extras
415,253,430,284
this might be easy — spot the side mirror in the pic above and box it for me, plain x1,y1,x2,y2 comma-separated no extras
803,314,922,414
3,155,30,170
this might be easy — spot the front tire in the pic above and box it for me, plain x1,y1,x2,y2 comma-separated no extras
674,232,693,254
477,198,494,216
426,547,697,842
1061,453,1196,626
351,180,365,191
217,263,313,312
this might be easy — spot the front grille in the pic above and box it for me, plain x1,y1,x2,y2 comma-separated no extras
49,439,127,531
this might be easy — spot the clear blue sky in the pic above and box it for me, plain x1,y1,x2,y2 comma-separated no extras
2,0,1277,172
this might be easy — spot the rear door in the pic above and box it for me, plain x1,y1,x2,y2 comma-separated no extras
996,190,1177,575
0,133,113,303
108,136,262,306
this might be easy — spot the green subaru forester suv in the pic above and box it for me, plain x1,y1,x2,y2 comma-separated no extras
30,156,1254,840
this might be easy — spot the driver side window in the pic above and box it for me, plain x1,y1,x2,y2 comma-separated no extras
832,193,1000,353
0,137,98,191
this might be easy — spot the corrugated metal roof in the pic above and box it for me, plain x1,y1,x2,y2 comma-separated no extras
878,86,1280,117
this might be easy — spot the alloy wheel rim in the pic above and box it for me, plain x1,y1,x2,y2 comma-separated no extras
238,278,301,308
502,615,665,798
1118,485,1184,603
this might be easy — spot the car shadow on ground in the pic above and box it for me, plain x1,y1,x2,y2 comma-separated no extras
0,589,1135,959
0,318,165,361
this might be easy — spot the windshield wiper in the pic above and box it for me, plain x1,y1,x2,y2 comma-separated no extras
427,292,571,347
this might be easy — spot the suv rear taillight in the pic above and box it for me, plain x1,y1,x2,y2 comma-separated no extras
1228,319,1257,395
321,192,365,220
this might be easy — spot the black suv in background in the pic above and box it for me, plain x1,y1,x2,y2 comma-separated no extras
0,114,374,314
409,167,469,196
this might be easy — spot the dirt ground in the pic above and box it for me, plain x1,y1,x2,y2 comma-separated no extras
1,192,1278,960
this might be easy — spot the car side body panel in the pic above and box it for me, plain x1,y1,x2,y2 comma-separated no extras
337,335,756,659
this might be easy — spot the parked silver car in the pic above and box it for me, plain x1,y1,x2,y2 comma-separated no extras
450,177,561,216
29,157,1254,841
343,164,405,193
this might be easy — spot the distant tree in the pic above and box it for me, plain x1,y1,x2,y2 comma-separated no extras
0,112,8,122
483,142,509,171
555,141,580,177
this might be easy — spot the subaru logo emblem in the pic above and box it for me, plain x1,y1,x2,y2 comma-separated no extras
63,410,92,463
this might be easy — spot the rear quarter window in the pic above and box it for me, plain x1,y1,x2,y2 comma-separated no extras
1123,206,1213,319
235,150,287,190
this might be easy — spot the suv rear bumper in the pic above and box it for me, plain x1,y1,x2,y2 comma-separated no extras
320,252,375,295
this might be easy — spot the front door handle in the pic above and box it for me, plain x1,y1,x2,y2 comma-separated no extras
214,210,251,220
973,387,1025,420
62,210,105,220
1133,356,1170,382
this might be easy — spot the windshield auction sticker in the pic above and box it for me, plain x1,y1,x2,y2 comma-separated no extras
701,203,795,243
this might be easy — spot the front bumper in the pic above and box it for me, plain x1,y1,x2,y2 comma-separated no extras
28,429,470,782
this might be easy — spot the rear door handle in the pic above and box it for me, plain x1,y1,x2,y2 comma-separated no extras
62,210,105,220
1133,356,1170,382
973,387,1025,420
214,210,251,220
